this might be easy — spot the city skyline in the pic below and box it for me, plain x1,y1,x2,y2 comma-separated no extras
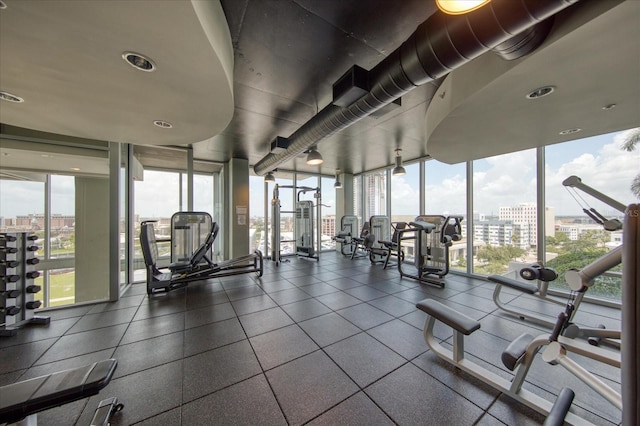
1,129,638,219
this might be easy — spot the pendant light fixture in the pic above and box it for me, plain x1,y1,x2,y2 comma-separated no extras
392,149,406,176
264,171,276,183
334,169,343,189
435,0,491,15
306,147,324,165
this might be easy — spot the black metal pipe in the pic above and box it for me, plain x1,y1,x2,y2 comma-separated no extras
253,0,578,175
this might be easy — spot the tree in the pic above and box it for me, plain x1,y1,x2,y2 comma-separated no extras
620,127,640,199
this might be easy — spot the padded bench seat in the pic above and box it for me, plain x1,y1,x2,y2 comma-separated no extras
488,275,539,295
416,299,480,335
0,359,117,424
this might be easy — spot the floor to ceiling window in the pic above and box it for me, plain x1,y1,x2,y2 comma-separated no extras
133,169,180,278
249,175,266,254
543,128,639,302
472,148,538,275
363,170,386,220
425,159,467,272
390,162,419,222
320,176,336,251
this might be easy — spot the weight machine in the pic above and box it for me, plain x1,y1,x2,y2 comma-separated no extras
140,212,263,295
489,175,625,346
396,215,463,288
271,184,321,265
333,215,359,256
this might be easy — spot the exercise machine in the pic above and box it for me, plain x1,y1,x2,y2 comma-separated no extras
416,297,621,425
367,215,392,264
0,359,122,425
170,211,214,263
349,221,372,260
377,221,407,269
489,176,625,345
333,215,359,256
271,184,321,265
396,215,463,287
140,220,263,294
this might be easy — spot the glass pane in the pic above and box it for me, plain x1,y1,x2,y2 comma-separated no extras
249,175,266,253
353,175,362,227
134,170,180,278
49,175,76,306
390,162,419,222
472,149,537,275
425,160,467,272
320,176,336,251
193,173,214,216
363,171,386,219
0,180,44,233
544,129,639,302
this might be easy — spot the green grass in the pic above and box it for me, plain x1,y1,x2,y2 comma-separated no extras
35,271,75,307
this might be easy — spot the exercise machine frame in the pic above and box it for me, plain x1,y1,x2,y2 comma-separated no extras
417,298,621,425
333,215,359,256
271,184,321,265
489,175,624,346
396,215,463,287
140,220,263,295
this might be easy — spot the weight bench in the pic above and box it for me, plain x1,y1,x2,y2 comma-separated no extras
0,359,122,425
416,298,605,425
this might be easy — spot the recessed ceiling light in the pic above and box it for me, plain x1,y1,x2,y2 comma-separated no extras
153,120,173,129
71,167,81,171
559,128,581,135
0,91,24,103
602,103,616,110
526,86,555,99
122,52,156,72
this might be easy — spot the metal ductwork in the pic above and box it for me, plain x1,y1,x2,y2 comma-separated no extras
253,0,579,175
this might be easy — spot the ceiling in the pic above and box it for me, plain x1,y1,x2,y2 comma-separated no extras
0,0,638,178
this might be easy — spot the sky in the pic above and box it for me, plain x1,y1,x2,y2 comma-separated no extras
1,128,638,219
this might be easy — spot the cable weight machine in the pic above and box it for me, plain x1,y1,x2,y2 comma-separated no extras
271,184,321,266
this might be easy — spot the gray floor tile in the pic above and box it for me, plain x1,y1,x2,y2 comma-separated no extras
239,306,294,337
325,332,406,387
368,295,416,317
367,319,427,360
299,312,361,347
231,294,279,316
344,285,388,301
366,363,485,425
315,291,362,310
184,301,237,329
77,360,183,425
183,340,262,402
182,375,287,425
112,332,184,377
35,324,128,365
184,317,246,357
280,298,332,322
250,324,319,370
120,312,185,345
336,303,394,330
266,351,359,425
307,392,394,426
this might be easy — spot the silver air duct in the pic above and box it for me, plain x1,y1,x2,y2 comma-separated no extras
253,0,579,175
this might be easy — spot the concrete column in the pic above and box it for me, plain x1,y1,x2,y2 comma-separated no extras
75,176,110,302
226,158,250,258
335,172,354,252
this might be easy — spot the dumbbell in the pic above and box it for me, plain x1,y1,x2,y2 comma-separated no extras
1,289,21,298
26,300,42,310
1,306,21,316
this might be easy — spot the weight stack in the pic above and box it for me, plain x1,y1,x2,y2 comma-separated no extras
1,232,50,337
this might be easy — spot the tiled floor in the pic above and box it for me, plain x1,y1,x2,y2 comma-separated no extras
1,253,622,425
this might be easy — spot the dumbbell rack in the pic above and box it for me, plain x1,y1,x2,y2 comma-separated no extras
1,232,50,337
